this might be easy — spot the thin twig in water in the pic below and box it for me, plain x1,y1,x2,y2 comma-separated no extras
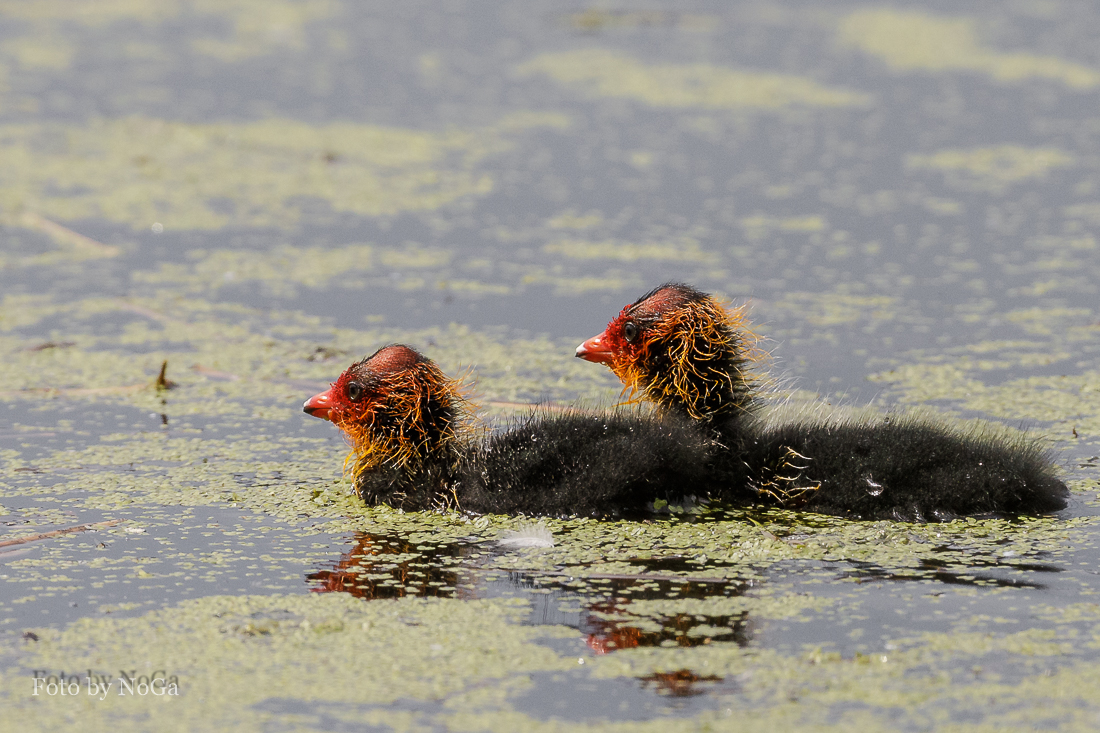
0,520,122,549
113,299,181,324
191,364,241,381
17,212,120,258
0,384,147,398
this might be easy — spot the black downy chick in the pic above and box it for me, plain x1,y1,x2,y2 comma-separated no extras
304,344,711,517
577,282,1069,521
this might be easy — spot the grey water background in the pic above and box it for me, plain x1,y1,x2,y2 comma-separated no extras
2,1,1100,729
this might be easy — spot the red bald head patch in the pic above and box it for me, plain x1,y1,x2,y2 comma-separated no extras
361,344,425,375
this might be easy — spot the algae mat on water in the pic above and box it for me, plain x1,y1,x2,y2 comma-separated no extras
4,0,1100,729
3,209,1100,731
0,116,575,230
4,589,1100,731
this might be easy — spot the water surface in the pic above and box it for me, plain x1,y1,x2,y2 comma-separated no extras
2,2,1100,730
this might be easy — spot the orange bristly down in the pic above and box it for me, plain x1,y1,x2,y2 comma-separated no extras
333,361,470,482
610,299,763,421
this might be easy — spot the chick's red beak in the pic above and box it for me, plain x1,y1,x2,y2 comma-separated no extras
575,329,614,364
303,387,335,421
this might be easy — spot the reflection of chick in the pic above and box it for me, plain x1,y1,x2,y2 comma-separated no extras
306,533,464,600
578,283,1069,521
304,344,712,517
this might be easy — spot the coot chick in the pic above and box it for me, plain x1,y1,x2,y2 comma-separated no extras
577,283,1069,520
305,344,712,517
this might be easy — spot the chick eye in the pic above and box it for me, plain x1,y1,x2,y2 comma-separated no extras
623,320,639,343
346,381,364,401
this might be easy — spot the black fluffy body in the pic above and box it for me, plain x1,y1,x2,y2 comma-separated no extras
590,284,1070,521
731,413,1069,520
356,407,1069,521
460,411,711,516
356,410,712,517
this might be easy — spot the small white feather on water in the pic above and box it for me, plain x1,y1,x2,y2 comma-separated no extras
497,521,555,548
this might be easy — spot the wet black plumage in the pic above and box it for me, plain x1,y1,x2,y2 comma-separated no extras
578,283,1070,520
460,410,710,516
744,412,1068,520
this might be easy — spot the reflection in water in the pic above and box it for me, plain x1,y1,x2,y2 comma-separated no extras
578,577,752,655
626,555,739,573
307,533,474,599
308,532,753,669
640,670,724,698
843,559,1051,589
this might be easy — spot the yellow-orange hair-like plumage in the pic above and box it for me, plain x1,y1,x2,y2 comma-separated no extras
327,349,472,483
607,290,763,421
